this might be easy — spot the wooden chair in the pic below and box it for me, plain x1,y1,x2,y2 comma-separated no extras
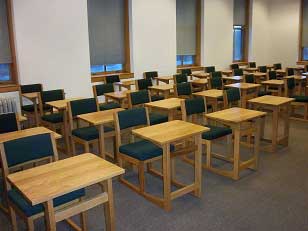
273,63,282,70
205,66,216,73
223,88,241,108
0,133,87,231
209,72,223,90
67,98,115,155
127,90,168,125
136,79,164,101
180,68,192,80
143,71,158,80
230,63,239,70
249,62,256,68
245,74,255,83
258,66,267,73
286,67,295,76
105,75,120,84
0,113,20,134
180,97,232,170
174,82,193,99
93,83,121,111
233,68,244,76
173,73,188,84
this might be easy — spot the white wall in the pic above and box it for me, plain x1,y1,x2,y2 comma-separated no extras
11,0,92,98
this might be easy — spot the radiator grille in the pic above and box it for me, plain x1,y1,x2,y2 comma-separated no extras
0,97,17,114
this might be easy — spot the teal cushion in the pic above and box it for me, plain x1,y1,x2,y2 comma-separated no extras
0,113,18,134
258,91,271,97
8,188,85,217
294,96,308,102
151,95,164,101
119,140,175,161
149,113,168,125
41,113,63,123
202,125,232,140
72,126,113,141
99,102,121,111
22,104,52,112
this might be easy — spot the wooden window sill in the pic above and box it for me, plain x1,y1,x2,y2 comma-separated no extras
91,72,134,83
296,61,308,65
0,84,19,93
177,66,204,72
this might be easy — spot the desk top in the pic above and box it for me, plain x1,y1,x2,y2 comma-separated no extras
148,84,174,91
276,69,286,74
155,76,173,81
191,79,208,85
225,83,260,89
205,107,266,124
284,75,306,80
77,108,124,126
193,89,223,98
223,76,243,81
7,153,124,205
261,80,284,85
244,67,258,71
145,97,183,110
0,127,61,143
114,80,136,86
222,70,233,75
248,95,294,106
133,120,208,145
192,71,210,78
22,92,39,100
104,90,134,99
253,72,267,77
47,98,83,110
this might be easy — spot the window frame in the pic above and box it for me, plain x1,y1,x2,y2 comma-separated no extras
299,0,308,62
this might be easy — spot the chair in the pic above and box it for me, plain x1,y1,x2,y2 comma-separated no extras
105,75,120,84
67,98,115,156
286,68,295,76
258,66,267,73
233,68,244,76
0,113,20,134
0,133,86,231
181,69,192,80
173,73,188,84
268,70,277,80
174,82,192,98
93,83,121,111
143,71,158,80
209,72,223,90
180,97,232,170
245,74,255,83
273,63,282,70
230,63,239,70
127,90,168,125
249,62,256,68
205,66,216,73
136,79,164,101
223,88,241,108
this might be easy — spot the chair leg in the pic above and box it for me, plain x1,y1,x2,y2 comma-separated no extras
227,134,233,156
84,143,90,153
80,211,87,231
138,162,145,193
205,140,212,169
27,218,34,231
8,206,17,231
113,137,118,162
71,138,76,156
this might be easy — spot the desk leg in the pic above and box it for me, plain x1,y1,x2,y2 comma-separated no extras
253,118,261,170
168,110,174,121
193,135,202,197
34,101,39,127
233,126,240,180
213,99,218,112
272,107,279,152
283,104,291,147
63,109,71,155
241,90,247,108
162,144,171,211
103,179,115,231
278,86,282,96
98,124,106,159
164,90,170,99
44,200,56,231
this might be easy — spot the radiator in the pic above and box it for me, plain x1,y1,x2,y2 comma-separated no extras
0,97,18,114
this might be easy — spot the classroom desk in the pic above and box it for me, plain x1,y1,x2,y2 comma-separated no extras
222,70,233,76
191,79,208,90
266,65,274,70
7,153,124,231
114,80,135,90
193,89,223,111
261,80,284,96
132,120,208,211
252,72,267,83
284,75,307,95
77,108,123,159
104,90,134,108
248,95,294,153
224,83,261,108
191,71,210,79
276,69,287,76
244,67,258,73
148,84,174,98
155,76,173,85
145,97,183,120
289,66,305,75
22,92,40,126
222,76,243,84
205,107,266,180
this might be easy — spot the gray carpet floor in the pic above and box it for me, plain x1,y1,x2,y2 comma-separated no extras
1,116,308,231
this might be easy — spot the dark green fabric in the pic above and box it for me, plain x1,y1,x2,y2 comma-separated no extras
118,108,148,130
95,83,114,96
130,90,150,105
217,95,224,101
184,97,206,116
211,71,222,78
8,188,85,217
210,77,222,89
70,98,97,117
268,71,277,80
22,104,52,112
119,140,174,161
41,90,64,103
249,62,256,68
176,82,192,96
287,78,295,90
202,125,232,140
72,126,113,141
151,95,164,101
174,74,188,84
137,79,152,90
245,74,255,83
41,113,63,123
205,66,215,73
99,102,120,111
287,68,294,76
231,64,239,70
105,75,120,84
258,66,267,73
3,133,54,168
20,84,42,94
144,71,158,80
258,91,271,97
274,63,282,70
181,69,192,76
149,112,168,125
0,113,18,134
233,68,243,76
294,96,308,102
225,88,241,103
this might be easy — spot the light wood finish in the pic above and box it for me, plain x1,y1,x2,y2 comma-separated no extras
225,83,261,108
191,71,210,79
193,89,223,111
113,80,135,91
77,108,124,159
104,90,134,108
248,95,294,152
22,92,40,126
261,80,284,96
155,76,173,85
205,108,266,180
223,76,243,83
18,114,27,122
148,84,174,99
191,79,208,91
284,75,307,95
91,72,134,83
222,70,233,76
276,69,287,76
46,98,83,110
145,97,183,120
244,67,258,73
252,72,267,83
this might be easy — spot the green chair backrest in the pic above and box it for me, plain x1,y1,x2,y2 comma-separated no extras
273,63,282,70
174,73,188,84
225,88,241,104
69,98,97,117
233,68,244,76
176,82,192,96
258,66,267,73
181,69,192,76
184,97,206,116
94,83,114,96
130,90,150,106
137,79,153,90
287,68,294,76
205,66,216,73
41,89,64,104
249,62,256,68
117,108,148,130
105,75,120,84
268,71,277,80
245,74,255,83
231,64,239,70
210,76,223,89
211,71,222,79
286,77,295,90
144,71,158,80
0,113,18,134
20,84,42,94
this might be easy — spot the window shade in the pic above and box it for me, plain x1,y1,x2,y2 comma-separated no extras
0,0,11,64
176,0,197,56
234,0,247,26
87,0,125,65
302,0,308,47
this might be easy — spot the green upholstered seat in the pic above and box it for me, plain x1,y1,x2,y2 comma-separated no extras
99,102,121,111
273,63,282,70
151,95,164,101
119,140,174,161
176,82,192,96
231,64,239,70
149,112,168,125
137,79,153,90
258,91,271,97
144,71,158,80
249,62,256,68
202,125,232,140
94,83,115,96
294,96,308,102
22,104,52,112
41,113,63,123
8,188,85,217
105,75,120,84
181,69,192,76
245,74,255,83
258,66,267,73
20,84,42,94
0,113,18,134
205,66,215,73
72,126,113,141
233,68,244,76
268,71,277,80
174,74,188,84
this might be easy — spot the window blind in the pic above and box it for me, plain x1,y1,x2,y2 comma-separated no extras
0,0,11,64
234,0,247,26
87,0,125,65
176,0,197,56
302,0,308,47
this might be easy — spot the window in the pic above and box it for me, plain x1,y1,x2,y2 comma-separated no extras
233,0,249,62
0,0,17,83
299,0,308,61
87,0,130,75
176,0,201,67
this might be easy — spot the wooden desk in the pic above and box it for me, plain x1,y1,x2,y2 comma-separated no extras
252,72,267,83
77,108,123,159
205,107,266,180
276,69,286,76
148,84,174,98
191,79,208,90
284,75,307,95
248,96,294,152
223,76,243,84
132,120,208,211
191,71,210,79
244,67,258,73
114,80,135,90
193,89,223,111
261,80,284,96
155,76,173,85
22,92,40,126
145,97,183,120
266,65,274,70
222,70,233,77
7,153,124,231
104,90,134,108
225,83,261,108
